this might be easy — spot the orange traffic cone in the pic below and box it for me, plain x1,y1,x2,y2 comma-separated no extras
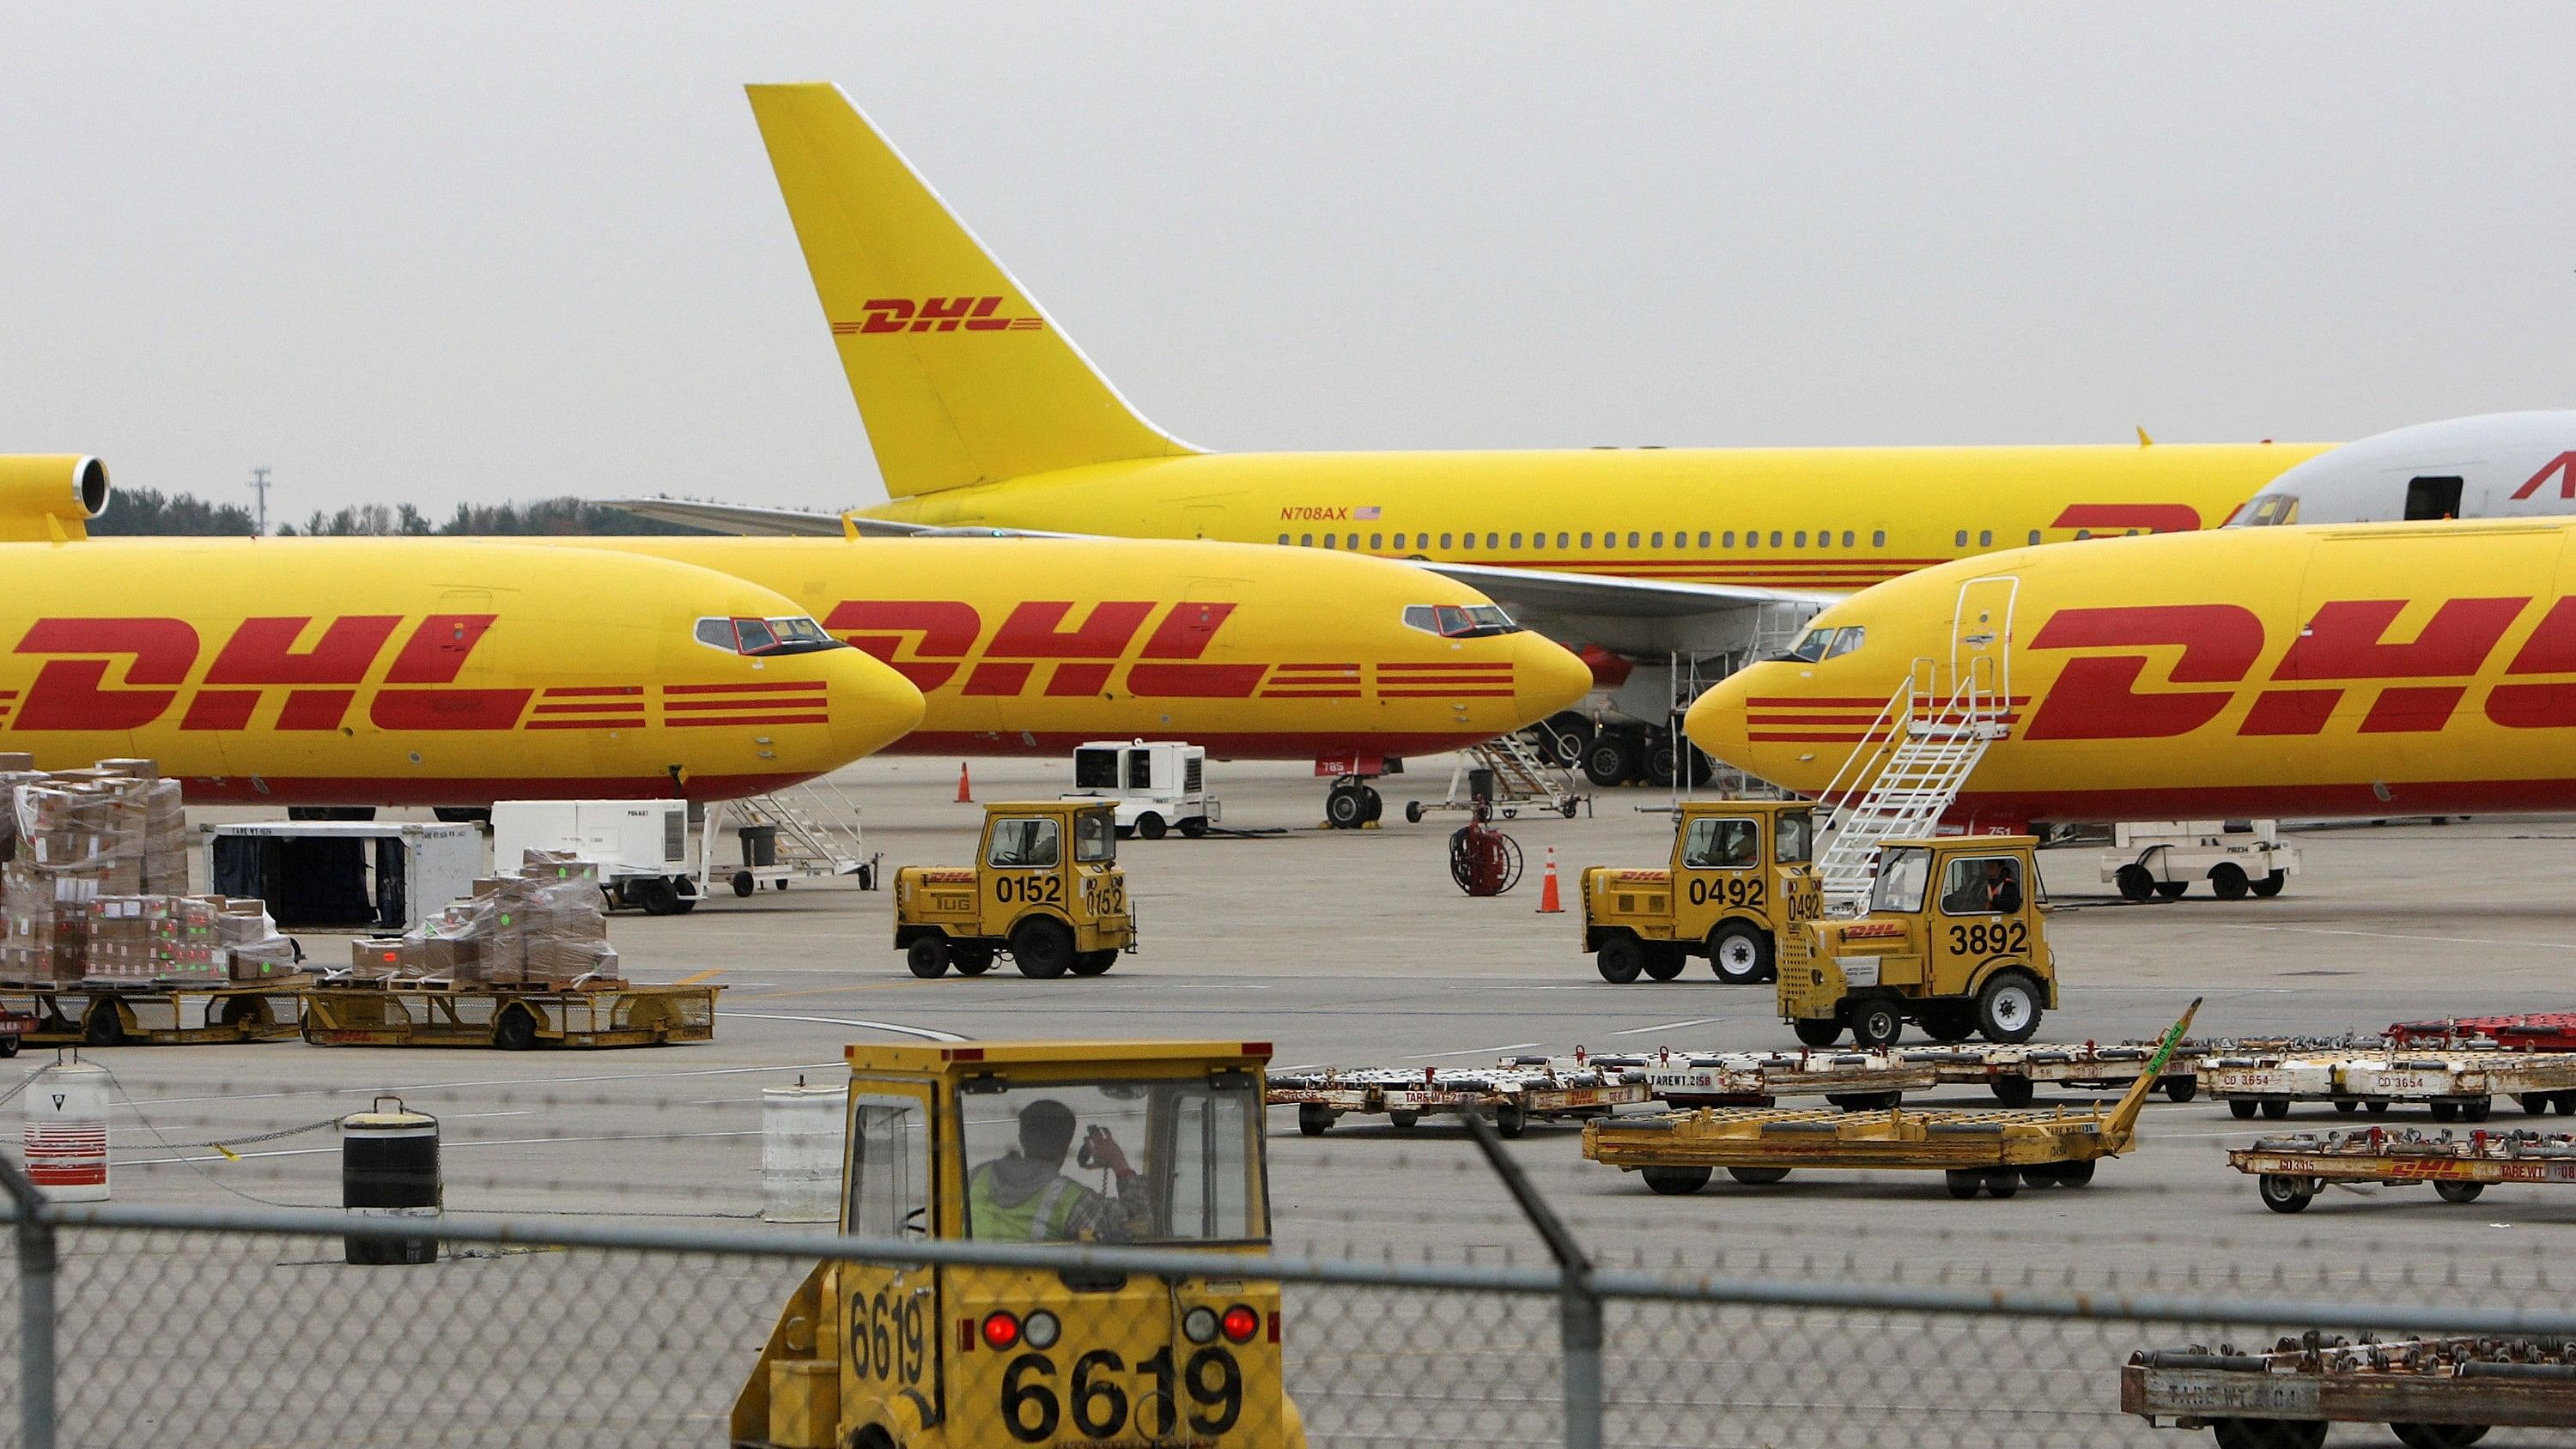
1536,846,1564,913
956,761,974,803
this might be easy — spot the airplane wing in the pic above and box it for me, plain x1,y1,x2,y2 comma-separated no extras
1420,562,1838,658
608,497,914,537
1420,561,1838,617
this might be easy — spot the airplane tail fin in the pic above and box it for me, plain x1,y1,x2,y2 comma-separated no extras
745,83,1194,498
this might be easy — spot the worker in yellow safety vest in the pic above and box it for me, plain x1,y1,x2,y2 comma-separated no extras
967,1099,1149,1242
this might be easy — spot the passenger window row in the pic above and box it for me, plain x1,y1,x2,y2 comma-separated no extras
1273,529,1893,551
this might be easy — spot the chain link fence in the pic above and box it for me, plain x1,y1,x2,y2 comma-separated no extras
9,1063,2576,1446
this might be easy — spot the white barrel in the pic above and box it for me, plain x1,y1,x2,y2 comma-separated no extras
24,1060,110,1201
761,1083,848,1223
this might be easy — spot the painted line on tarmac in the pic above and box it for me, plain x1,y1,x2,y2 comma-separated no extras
1400,1041,1540,1059
1612,1017,1726,1035
118,1127,758,1169
720,1011,969,1042
2202,923,2576,953
126,1060,849,1107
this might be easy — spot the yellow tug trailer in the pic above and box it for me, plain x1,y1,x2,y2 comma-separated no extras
734,1039,1305,1449
1584,999,2201,1200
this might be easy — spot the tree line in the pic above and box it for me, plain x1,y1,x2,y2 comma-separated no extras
91,490,710,537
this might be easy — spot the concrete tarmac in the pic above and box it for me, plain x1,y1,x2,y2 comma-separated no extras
46,758,2576,1444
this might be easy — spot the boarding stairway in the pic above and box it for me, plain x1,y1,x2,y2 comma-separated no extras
1813,658,2012,912
698,778,878,894
1413,730,1587,821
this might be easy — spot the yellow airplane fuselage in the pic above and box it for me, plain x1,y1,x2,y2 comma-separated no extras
860,444,2329,589
0,538,922,804
573,536,1594,763
1688,518,2576,823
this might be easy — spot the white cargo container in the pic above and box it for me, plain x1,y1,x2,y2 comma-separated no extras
1064,740,1219,839
490,799,698,914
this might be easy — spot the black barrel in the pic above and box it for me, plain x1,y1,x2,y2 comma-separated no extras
740,825,780,868
342,1096,440,1265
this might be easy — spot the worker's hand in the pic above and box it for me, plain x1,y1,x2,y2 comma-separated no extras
1086,1125,1133,1177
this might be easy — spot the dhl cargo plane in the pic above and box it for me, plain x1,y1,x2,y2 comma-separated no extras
617,82,2331,788
1686,515,2576,825
0,455,924,805
562,534,1594,826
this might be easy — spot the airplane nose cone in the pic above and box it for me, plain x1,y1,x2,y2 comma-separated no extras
1512,634,1597,725
1683,670,1755,773
817,645,928,766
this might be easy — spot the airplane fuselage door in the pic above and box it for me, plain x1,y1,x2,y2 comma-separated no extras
1950,575,2020,705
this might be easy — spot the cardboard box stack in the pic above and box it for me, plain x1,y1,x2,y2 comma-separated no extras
0,757,298,985
345,850,620,990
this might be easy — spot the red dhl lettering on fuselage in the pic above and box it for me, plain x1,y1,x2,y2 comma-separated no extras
0,616,816,735
2013,596,2576,740
830,297,1042,335
825,600,1516,700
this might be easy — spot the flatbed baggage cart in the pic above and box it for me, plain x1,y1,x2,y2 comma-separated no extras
0,1008,28,1057
1906,1040,2214,1106
2229,1125,2576,1214
2126,1333,2576,1449
2203,1049,2576,1122
1583,999,2200,1199
298,979,720,1049
1269,1060,1650,1137
0,979,310,1046
1631,1048,1930,1111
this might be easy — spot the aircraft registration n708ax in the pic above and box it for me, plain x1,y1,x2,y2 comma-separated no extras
0,457,923,803
620,82,2330,680
567,535,1595,767
1685,518,2576,824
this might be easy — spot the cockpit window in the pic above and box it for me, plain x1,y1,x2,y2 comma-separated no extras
2229,494,2300,528
1402,603,1522,639
693,615,848,657
1783,626,1863,663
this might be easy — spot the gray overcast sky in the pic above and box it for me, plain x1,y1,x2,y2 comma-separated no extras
7,3,2573,521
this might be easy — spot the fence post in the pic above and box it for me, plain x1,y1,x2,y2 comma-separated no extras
0,1152,57,1449
1461,1108,1601,1449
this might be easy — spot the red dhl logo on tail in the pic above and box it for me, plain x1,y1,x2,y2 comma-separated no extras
827,600,1510,701
2017,597,2576,739
831,297,1043,335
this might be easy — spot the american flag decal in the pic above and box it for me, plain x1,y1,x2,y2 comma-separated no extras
1353,506,1382,520
660,681,831,727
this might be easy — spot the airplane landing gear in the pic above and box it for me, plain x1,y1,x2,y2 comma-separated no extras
1325,779,1383,829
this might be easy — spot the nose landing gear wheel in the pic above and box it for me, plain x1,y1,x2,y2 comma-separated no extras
1324,781,1379,829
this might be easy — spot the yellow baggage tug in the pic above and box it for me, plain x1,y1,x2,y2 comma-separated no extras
733,1040,1304,1449
1582,798,1820,984
896,803,1136,979
1583,1000,2199,1200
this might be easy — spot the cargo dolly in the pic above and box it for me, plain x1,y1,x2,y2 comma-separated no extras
1268,1059,1651,1138
298,979,720,1049
1907,1040,2213,1106
2202,1048,2576,1122
1583,998,2200,1199
2230,1125,2576,1214
2390,1012,2576,1052
2126,1332,2576,1449
0,979,310,1046
1631,1047,1929,1112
